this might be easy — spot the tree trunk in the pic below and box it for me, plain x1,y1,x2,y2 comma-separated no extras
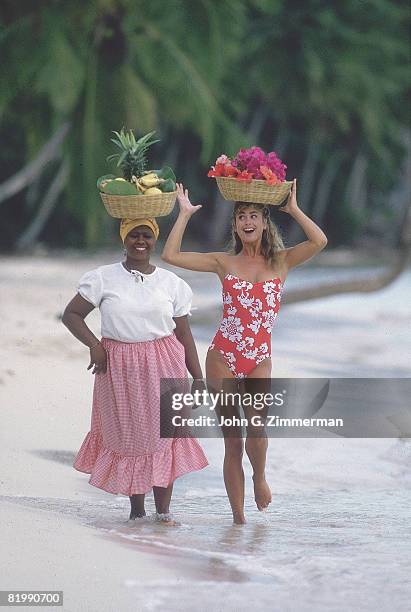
311,152,344,226
272,122,289,158
344,151,368,232
15,161,69,251
0,123,70,204
383,129,411,245
288,139,320,244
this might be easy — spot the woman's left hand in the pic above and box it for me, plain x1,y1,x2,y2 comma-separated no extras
279,178,299,214
87,344,107,375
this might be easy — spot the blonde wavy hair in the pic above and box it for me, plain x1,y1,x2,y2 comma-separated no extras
229,202,285,266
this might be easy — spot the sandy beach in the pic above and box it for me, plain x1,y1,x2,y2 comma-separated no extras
1,253,410,611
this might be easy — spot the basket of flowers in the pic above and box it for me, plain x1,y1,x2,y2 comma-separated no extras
98,129,177,219
208,146,292,206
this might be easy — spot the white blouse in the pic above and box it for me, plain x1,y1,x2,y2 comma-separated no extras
77,263,192,342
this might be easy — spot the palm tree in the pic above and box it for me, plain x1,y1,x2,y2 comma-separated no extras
0,0,410,254
0,0,245,246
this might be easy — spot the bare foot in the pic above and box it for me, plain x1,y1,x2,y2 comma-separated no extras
155,513,180,527
252,476,272,511
129,512,146,520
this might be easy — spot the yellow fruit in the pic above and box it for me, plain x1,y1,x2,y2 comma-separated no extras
140,173,161,187
144,187,162,195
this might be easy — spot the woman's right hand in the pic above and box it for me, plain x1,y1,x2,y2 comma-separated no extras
87,344,107,375
176,183,202,217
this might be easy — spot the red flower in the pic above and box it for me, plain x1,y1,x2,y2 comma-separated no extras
235,170,254,183
260,165,280,185
207,163,226,177
208,163,239,178
223,164,239,177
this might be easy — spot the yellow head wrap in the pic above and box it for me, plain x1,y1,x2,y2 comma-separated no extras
120,218,160,243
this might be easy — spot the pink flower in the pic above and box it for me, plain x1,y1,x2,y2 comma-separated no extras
208,147,287,183
216,154,230,165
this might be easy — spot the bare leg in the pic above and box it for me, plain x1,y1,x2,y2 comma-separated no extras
223,437,246,524
153,484,179,526
206,349,246,525
242,362,272,511
129,494,146,519
246,439,271,511
153,484,173,515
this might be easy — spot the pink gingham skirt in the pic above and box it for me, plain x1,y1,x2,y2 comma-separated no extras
74,335,208,495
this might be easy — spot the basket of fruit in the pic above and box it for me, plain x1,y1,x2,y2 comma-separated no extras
208,147,293,206
98,129,177,218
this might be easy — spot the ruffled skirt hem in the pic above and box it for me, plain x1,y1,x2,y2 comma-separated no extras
73,431,208,496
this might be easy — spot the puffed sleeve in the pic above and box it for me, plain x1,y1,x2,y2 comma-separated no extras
77,269,104,307
173,278,193,317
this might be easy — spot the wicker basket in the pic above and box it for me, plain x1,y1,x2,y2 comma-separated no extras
216,177,293,206
100,191,177,219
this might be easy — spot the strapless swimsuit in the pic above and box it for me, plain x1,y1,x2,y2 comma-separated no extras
208,274,282,378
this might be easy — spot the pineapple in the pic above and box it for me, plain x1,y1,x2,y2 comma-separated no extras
107,128,160,181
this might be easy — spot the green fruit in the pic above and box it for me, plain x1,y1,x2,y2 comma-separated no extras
97,174,116,190
102,180,139,196
154,166,176,182
160,178,176,193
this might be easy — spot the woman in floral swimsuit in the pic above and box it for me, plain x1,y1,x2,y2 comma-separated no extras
162,179,327,524
208,273,282,379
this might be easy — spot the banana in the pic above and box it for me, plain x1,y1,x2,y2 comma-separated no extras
137,180,147,193
140,173,164,188
131,175,146,193
144,187,162,195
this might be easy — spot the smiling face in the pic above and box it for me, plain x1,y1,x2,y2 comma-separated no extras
234,205,267,244
124,225,156,261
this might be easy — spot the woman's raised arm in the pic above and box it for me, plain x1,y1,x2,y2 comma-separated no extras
162,183,222,273
279,179,328,270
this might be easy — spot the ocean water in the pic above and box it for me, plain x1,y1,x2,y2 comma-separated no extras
5,437,410,611
120,489,411,612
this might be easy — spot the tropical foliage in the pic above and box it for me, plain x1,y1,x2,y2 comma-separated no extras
0,0,410,249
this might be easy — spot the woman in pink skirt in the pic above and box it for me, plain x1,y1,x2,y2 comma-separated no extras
62,217,208,522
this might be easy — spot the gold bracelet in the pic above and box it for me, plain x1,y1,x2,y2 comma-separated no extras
89,340,101,349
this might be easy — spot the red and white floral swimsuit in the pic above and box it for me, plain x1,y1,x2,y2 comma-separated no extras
208,274,282,378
